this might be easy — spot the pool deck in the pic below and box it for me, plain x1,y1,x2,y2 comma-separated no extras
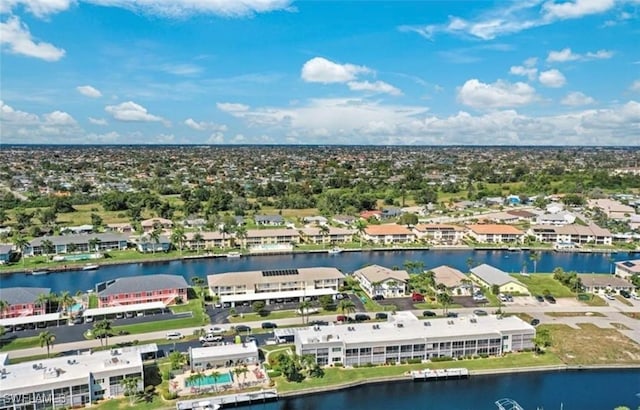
172,365,271,397
175,389,278,409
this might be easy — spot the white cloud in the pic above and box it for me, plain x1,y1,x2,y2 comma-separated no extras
216,102,250,113
76,85,102,98
539,69,566,88
160,63,203,76
0,0,72,18
1,100,82,142
542,0,615,20
523,57,538,67
301,57,370,84
184,118,227,131
0,16,65,61
207,132,225,144
509,65,538,81
347,80,402,96
105,101,166,123
457,79,538,109
43,110,76,125
561,91,595,106
84,0,293,18
631,80,640,92
88,117,107,125
547,47,614,63
0,99,39,124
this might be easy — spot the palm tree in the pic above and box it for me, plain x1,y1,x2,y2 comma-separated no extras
88,237,102,253
234,225,247,249
209,369,221,392
149,228,162,253
192,232,203,253
41,239,55,257
219,224,231,249
354,220,367,247
337,299,356,318
12,234,29,267
186,371,206,391
170,226,186,254
93,319,112,347
530,251,540,274
298,300,312,324
58,291,74,315
67,243,78,253
39,330,55,358
319,224,330,247
120,376,141,405
437,292,453,315
0,300,8,319
387,280,398,296
36,292,50,314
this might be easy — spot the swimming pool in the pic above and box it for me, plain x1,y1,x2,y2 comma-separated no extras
185,372,233,387
69,303,83,313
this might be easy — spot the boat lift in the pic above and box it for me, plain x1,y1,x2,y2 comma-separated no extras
495,398,525,410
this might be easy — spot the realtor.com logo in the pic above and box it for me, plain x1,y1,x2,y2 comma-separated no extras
2,393,66,405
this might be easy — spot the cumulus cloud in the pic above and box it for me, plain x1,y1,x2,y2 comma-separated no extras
207,132,225,144
0,16,65,61
457,79,538,109
1,99,39,124
0,0,72,18
217,102,250,113
43,110,76,125
184,118,227,132
301,57,371,84
347,80,402,96
105,101,166,123
539,69,566,88
85,0,293,18
542,0,615,20
547,47,614,63
509,65,538,81
561,91,595,106
76,85,102,98
1,100,82,142
88,117,107,125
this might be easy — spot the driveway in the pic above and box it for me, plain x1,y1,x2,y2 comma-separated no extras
379,297,415,311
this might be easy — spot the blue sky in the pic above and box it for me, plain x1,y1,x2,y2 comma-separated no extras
1,0,639,145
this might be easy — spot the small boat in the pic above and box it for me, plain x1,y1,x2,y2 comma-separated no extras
328,247,343,255
82,264,99,271
226,252,242,258
31,269,50,276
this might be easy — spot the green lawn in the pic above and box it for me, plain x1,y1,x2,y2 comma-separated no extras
110,300,209,335
228,309,306,323
89,294,99,309
512,274,574,297
0,335,43,352
580,294,607,307
615,295,634,307
275,352,563,393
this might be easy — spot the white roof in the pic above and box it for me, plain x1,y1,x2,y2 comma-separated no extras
83,301,165,317
0,312,63,327
0,349,142,394
190,341,258,360
219,288,336,303
296,313,534,345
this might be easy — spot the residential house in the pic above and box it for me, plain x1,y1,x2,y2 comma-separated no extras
588,198,635,220
381,207,402,219
184,231,233,250
254,215,285,226
629,214,640,231
294,312,535,366
242,229,301,249
97,274,189,307
506,195,522,206
578,274,635,294
105,223,133,234
60,224,94,235
615,259,640,280
353,264,410,298
141,217,173,233
466,224,525,244
182,216,206,229
333,215,357,226
401,206,427,216
483,212,520,224
299,227,355,244
136,235,171,253
484,197,504,207
545,203,564,214
0,287,50,318
469,264,528,294
528,224,613,245
25,233,129,256
453,200,481,210
534,211,576,226
412,224,465,244
207,267,345,306
430,265,472,296
360,210,382,220
505,209,538,222
303,216,328,225
0,244,12,264
363,224,416,244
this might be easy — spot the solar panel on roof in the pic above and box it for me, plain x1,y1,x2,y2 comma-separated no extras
622,261,636,268
261,269,299,277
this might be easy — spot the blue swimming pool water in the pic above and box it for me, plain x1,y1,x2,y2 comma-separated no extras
186,372,233,387
69,303,83,313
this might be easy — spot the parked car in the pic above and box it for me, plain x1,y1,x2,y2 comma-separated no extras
632,293,640,301
530,319,540,326
473,309,488,316
207,326,225,335
36,322,47,329
125,311,135,318
235,325,251,333
309,320,329,326
200,334,223,343
544,295,556,304
499,293,508,302
620,290,631,299
372,295,385,301
115,312,124,319
535,295,545,303
605,293,616,301
506,294,514,302
375,312,388,320
336,315,354,323
355,314,371,322
446,312,458,318
261,322,278,329
71,317,83,325
422,310,436,317
412,293,425,302
166,332,184,340
245,336,257,344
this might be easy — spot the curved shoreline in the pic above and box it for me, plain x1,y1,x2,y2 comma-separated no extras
1,245,636,275
277,364,640,399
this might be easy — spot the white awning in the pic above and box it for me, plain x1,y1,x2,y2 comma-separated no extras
0,313,64,327
219,288,336,303
82,301,166,317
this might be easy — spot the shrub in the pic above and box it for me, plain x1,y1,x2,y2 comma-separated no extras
267,370,282,378
333,362,343,367
431,356,453,362
406,358,422,364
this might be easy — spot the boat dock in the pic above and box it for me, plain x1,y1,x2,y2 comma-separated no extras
411,368,469,381
175,389,278,409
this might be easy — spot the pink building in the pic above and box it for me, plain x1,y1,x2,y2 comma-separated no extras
0,287,50,318
97,274,189,307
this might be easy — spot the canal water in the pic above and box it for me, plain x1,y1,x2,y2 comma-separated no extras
1,249,638,293
246,370,640,410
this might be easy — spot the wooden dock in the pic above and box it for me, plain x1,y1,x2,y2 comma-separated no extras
175,389,278,409
411,368,469,381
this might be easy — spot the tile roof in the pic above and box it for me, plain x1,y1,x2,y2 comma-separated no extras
467,224,524,235
364,224,413,236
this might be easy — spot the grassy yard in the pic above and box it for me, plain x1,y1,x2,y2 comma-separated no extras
579,294,608,307
615,295,634,307
622,312,640,320
509,312,534,322
512,274,574,298
93,395,172,410
228,309,305,323
275,351,563,393
0,335,43,352
110,300,209,335
89,294,99,309
545,312,605,317
541,323,640,365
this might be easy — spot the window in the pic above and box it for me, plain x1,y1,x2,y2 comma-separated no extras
332,347,342,352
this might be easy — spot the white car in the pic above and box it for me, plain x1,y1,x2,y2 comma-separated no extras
207,326,224,335
166,331,184,340
604,293,615,301
632,293,640,301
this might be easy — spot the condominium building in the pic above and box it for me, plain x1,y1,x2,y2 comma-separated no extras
25,233,129,256
0,348,144,409
241,229,301,249
353,265,410,298
412,224,465,244
96,274,189,307
362,224,416,244
207,267,345,306
466,224,525,244
528,224,612,245
298,227,355,245
0,287,50,319
294,312,535,367
614,259,640,280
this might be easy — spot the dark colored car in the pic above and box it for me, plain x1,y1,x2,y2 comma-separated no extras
473,309,488,316
261,322,278,329
309,320,329,326
530,319,540,326
423,310,436,317
336,315,354,323
355,314,371,322
375,312,388,320
446,312,458,318
620,290,631,299
544,295,557,304
535,295,545,303
372,295,385,301
412,293,425,302
235,325,251,333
